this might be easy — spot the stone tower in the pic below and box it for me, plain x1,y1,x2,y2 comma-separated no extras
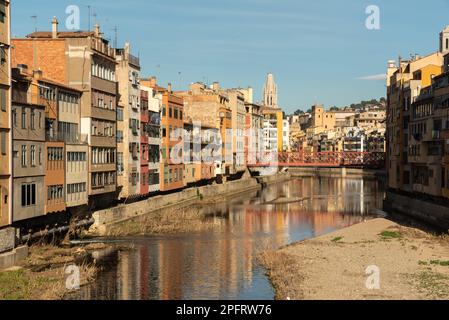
263,73,278,108
440,26,449,55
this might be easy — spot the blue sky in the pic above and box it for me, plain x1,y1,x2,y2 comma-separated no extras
10,0,449,113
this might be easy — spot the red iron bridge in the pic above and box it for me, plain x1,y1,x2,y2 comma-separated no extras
246,151,386,169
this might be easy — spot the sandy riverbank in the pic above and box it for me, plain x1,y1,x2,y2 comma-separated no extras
259,218,449,300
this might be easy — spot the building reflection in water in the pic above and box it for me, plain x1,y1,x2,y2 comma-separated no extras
68,176,385,300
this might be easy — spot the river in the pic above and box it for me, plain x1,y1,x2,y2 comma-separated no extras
67,176,385,300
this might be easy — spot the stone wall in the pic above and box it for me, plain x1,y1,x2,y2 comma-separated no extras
92,177,261,230
0,227,15,253
384,191,449,230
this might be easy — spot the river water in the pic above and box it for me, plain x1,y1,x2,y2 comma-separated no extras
68,176,385,300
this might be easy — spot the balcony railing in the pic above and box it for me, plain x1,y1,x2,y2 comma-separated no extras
46,132,88,144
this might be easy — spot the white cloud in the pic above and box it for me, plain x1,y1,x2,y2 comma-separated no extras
358,74,387,81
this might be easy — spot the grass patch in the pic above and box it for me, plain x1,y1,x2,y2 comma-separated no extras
0,269,31,300
414,271,449,298
419,261,429,266
331,237,343,243
379,231,402,239
430,260,449,267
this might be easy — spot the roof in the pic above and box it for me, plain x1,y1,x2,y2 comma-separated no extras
27,31,95,39
12,68,82,93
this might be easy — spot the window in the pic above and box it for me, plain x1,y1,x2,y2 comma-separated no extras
21,183,36,207
116,130,123,143
67,183,86,194
21,145,27,167
12,110,16,127
0,88,5,111
174,108,178,119
47,185,64,200
30,111,35,130
117,107,124,121
0,2,5,24
30,145,36,166
21,110,26,129
0,131,5,155
169,107,172,118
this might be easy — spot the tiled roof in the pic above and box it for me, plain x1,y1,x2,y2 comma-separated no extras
27,31,95,39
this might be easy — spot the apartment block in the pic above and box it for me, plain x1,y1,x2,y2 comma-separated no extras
221,87,247,174
177,82,232,181
11,69,45,222
11,66,87,220
0,0,11,228
116,43,141,199
146,80,184,192
12,20,118,208
183,121,216,187
244,102,263,165
144,84,161,194
262,107,284,153
386,51,443,192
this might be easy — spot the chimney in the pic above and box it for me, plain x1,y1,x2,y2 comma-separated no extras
150,76,157,88
167,83,172,93
212,82,220,92
33,69,43,79
52,16,58,39
124,42,130,56
387,60,396,69
94,24,100,37
17,64,28,73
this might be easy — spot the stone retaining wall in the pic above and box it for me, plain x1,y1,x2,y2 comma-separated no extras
384,191,449,230
92,177,262,230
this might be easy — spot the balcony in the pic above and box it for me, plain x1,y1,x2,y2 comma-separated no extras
91,106,116,122
90,184,116,196
129,54,140,68
91,135,116,148
91,76,117,96
91,38,116,59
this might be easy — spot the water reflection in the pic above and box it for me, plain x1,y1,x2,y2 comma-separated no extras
68,176,385,300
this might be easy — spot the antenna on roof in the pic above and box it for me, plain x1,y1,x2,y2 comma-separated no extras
86,5,91,30
30,15,37,32
112,25,118,48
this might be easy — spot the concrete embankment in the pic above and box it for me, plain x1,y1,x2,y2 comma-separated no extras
259,218,449,300
91,172,291,236
384,191,449,231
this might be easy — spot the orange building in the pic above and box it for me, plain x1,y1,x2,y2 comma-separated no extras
45,142,65,214
144,80,184,192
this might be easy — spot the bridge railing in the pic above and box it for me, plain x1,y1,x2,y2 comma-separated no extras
247,151,386,169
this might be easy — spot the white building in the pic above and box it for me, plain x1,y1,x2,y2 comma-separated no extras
144,85,162,193
282,119,290,151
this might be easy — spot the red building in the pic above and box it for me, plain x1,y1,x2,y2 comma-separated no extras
140,89,149,196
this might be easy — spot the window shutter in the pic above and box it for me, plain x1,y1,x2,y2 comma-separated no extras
0,89,5,112
0,131,6,155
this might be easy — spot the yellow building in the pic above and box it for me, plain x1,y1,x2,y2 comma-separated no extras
311,104,336,134
386,52,443,191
